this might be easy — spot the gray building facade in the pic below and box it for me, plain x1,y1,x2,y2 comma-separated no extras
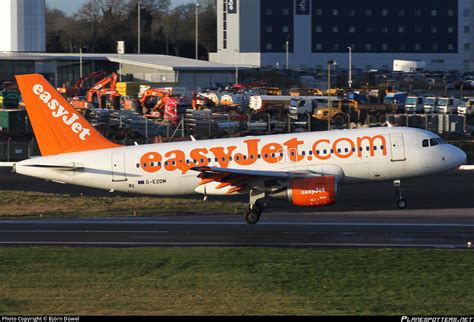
209,0,474,72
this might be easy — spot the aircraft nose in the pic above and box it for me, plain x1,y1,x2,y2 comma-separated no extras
450,145,467,168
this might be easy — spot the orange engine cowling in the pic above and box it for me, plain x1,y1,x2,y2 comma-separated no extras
272,176,337,207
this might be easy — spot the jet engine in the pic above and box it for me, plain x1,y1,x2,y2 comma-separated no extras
271,176,337,207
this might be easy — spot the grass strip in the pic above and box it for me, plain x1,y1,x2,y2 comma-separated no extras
0,247,473,315
0,190,246,217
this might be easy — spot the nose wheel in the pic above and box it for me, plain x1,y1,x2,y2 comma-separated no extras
394,180,408,209
397,198,408,209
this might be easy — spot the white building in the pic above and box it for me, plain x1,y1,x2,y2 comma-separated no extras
210,0,474,73
0,0,46,52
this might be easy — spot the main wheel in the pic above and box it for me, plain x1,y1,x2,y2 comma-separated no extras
244,209,260,225
251,203,263,215
397,199,407,209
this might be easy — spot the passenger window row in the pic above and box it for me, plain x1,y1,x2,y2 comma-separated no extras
137,145,386,168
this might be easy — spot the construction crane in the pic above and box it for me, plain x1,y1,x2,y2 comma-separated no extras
139,88,173,115
57,70,108,97
86,72,121,109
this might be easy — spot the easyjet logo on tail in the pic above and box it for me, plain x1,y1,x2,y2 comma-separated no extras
32,84,91,141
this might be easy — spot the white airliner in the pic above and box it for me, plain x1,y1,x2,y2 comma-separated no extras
9,74,467,224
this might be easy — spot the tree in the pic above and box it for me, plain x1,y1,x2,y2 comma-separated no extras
161,4,195,57
45,0,217,59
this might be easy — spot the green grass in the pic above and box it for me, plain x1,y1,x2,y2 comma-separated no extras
0,190,246,217
0,248,473,315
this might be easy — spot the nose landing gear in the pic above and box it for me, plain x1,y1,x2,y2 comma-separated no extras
394,180,408,209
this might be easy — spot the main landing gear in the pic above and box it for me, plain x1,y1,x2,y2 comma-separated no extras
244,190,265,225
393,180,408,209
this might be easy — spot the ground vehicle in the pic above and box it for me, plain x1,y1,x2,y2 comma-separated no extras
1,87,20,108
249,95,298,113
404,96,424,113
436,97,460,114
313,99,398,126
289,88,324,96
139,88,172,114
13,74,467,225
423,96,437,113
383,92,407,109
86,72,121,109
288,97,319,119
457,98,474,115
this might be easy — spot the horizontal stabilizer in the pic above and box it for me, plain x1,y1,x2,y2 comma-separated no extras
0,162,15,167
24,164,84,172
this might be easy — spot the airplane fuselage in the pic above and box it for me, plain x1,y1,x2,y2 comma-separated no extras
15,127,465,196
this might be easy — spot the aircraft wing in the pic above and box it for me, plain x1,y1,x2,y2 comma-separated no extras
191,166,321,179
191,166,326,195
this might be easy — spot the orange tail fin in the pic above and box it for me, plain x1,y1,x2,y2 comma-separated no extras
16,74,120,156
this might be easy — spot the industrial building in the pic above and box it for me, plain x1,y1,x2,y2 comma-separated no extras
0,1,238,89
0,52,240,88
209,0,474,72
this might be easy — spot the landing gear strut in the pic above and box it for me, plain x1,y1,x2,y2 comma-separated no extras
244,190,265,225
393,180,408,209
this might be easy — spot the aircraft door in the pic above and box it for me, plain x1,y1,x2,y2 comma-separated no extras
112,153,128,182
390,133,406,162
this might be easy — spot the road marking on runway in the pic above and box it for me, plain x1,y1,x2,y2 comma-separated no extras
0,241,466,249
0,230,169,233
1,222,474,228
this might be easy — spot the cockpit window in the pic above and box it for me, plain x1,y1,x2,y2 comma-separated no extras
423,137,446,148
435,138,446,145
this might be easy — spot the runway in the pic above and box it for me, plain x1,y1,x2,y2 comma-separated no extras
1,168,473,248
1,210,474,248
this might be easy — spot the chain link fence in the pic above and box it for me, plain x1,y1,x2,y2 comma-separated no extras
0,113,468,162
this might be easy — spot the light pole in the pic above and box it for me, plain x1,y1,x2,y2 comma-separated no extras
79,45,87,78
327,59,337,131
285,40,289,70
138,1,141,54
79,46,83,78
235,49,239,85
347,46,352,88
195,2,200,60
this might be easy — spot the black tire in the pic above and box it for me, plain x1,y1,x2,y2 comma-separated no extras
244,209,260,225
332,114,347,127
378,114,387,124
397,199,408,209
251,203,263,215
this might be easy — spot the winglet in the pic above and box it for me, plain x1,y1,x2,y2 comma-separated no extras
16,74,120,156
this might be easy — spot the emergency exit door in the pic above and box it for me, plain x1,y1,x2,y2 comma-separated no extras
112,154,127,182
390,133,406,162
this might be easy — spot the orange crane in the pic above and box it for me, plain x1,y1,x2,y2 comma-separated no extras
86,72,121,109
57,70,108,97
139,88,173,115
